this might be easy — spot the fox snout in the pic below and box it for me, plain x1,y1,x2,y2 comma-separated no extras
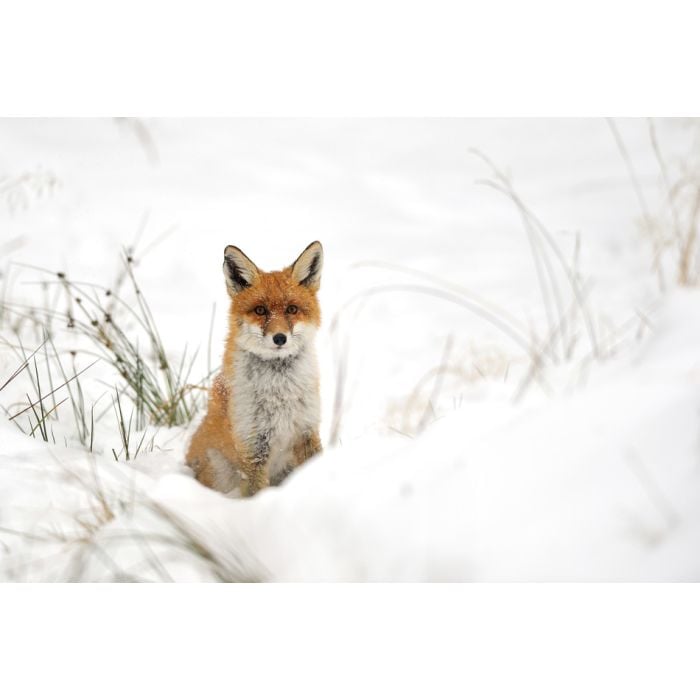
262,316,293,349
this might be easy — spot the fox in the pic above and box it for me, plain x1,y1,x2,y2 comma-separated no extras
186,241,324,497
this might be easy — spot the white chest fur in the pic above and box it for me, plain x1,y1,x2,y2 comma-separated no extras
228,346,320,480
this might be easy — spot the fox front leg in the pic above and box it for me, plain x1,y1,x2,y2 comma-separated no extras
240,463,270,497
240,433,271,497
293,431,322,465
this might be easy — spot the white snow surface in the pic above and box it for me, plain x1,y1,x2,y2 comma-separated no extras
0,118,698,581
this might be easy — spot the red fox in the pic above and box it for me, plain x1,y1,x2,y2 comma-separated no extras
186,241,323,496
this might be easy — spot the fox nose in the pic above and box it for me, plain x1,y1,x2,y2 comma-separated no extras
272,333,287,347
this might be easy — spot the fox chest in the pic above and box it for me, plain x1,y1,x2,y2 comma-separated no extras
229,352,319,477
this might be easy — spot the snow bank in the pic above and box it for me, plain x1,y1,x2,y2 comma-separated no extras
1,289,697,581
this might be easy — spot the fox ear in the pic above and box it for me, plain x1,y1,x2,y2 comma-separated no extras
223,245,259,296
290,241,323,290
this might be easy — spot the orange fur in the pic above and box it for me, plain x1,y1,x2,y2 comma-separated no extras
186,242,323,496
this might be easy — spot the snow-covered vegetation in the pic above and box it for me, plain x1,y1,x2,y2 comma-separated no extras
0,118,698,581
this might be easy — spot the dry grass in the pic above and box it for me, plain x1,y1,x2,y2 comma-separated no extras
1,250,213,438
0,489,264,582
609,117,700,289
327,151,620,441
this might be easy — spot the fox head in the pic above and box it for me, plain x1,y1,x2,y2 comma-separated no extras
223,241,323,359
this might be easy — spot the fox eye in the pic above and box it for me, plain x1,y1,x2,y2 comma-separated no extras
286,305,298,315
254,305,267,316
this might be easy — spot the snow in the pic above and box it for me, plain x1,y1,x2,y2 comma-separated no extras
0,118,698,581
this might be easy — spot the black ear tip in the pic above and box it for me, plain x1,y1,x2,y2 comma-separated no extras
303,240,322,253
